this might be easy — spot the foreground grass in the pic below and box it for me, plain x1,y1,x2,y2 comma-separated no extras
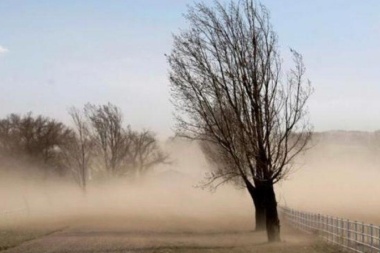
126,243,344,253
0,216,344,253
0,230,344,253
102,240,345,253
0,217,67,252
1,230,46,251
0,228,66,251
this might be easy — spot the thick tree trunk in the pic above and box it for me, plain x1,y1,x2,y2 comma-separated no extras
263,182,281,242
246,180,266,231
254,200,266,231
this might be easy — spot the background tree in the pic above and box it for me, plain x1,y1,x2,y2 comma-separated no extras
83,103,168,179
85,103,131,177
129,130,169,178
60,107,94,191
0,106,169,185
0,112,73,176
168,0,312,242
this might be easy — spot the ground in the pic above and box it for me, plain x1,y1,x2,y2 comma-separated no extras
0,216,343,253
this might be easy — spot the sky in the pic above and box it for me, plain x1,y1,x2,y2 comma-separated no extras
0,0,379,138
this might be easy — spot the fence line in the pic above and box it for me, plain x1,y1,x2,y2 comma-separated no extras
279,206,380,253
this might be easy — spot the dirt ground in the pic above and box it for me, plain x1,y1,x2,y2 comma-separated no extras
0,216,343,253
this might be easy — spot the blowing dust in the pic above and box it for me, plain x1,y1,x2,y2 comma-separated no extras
1,132,379,233
0,139,253,233
277,131,380,224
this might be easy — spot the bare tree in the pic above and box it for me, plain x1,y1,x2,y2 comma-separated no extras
130,130,169,178
0,114,22,157
84,103,132,177
168,0,312,242
0,112,73,176
60,107,94,190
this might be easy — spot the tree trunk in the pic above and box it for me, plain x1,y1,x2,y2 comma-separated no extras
246,180,266,231
264,182,281,242
254,199,266,231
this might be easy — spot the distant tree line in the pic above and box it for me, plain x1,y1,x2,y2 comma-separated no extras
0,103,168,190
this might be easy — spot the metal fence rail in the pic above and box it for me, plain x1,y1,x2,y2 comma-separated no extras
280,206,380,253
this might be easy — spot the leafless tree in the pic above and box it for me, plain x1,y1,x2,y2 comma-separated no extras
84,103,132,177
0,114,22,157
0,106,168,185
129,130,169,178
168,0,312,242
60,107,94,190
0,112,73,175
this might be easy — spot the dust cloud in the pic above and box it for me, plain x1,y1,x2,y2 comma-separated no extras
277,131,380,224
1,132,380,233
0,139,253,233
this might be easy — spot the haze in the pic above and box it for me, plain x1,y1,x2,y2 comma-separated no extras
2,136,380,225
1,1,380,252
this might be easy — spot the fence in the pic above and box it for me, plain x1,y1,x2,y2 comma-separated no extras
280,206,380,253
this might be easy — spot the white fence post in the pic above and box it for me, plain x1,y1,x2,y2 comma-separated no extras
330,216,333,242
362,222,365,250
347,219,351,249
355,221,358,252
370,224,373,253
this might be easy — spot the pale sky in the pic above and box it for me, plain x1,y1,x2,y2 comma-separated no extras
0,0,379,138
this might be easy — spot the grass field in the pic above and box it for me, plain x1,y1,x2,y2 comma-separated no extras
0,215,346,253
0,217,67,251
